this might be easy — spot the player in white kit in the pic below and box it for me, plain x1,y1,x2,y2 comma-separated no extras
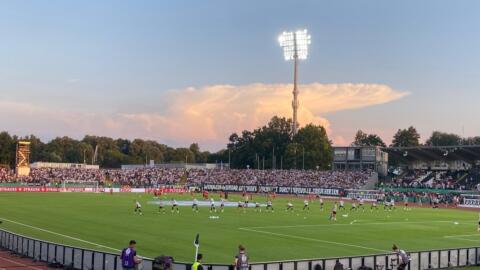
286,202,294,212
134,200,143,215
192,198,199,212
210,198,217,213
171,199,180,214
302,199,310,211
339,200,345,210
266,200,274,212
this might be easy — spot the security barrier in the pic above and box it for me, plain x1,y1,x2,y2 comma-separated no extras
0,229,478,270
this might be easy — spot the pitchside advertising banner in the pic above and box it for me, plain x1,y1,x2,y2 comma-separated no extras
201,183,341,196
0,187,94,192
0,186,187,193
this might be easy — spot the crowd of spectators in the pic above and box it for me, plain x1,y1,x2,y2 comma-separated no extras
389,170,462,190
0,167,373,189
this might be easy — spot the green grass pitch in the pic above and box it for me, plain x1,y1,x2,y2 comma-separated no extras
0,192,478,264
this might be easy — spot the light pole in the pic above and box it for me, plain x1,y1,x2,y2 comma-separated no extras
279,29,311,136
302,146,305,170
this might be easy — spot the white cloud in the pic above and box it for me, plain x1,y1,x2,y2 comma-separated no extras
0,83,408,150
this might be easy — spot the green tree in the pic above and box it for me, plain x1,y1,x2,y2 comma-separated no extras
391,126,421,147
463,136,480,145
425,131,462,146
352,130,386,147
0,132,15,166
284,124,332,170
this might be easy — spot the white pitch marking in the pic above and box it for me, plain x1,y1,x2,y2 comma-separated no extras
444,237,480,243
1,218,120,252
239,227,389,253
444,233,480,238
242,220,455,230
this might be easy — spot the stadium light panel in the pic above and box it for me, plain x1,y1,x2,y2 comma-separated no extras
278,29,311,61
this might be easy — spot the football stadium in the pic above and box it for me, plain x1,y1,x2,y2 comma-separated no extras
2,1,480,270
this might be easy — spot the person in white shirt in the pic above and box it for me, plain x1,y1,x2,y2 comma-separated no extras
370,201,378,211
339,200,345,210
286,202,294,212
390,198,396,210
192,198,199,212
171,199,179,214
302,199,310,211
477,213,480,232
254,202,261,212
350,202,357,211
134,200,143,215
266,200,274,212
158,200,166,214
210,198,216,213
330,203,338,221
220,198,225,213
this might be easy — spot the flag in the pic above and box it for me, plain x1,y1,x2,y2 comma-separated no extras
194,233,200,246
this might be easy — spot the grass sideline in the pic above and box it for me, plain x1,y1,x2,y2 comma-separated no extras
0,192,478,264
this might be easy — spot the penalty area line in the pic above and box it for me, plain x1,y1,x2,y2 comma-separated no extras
0,218,120,252
239,227,389,253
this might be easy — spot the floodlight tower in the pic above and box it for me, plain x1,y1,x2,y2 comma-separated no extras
278,29,311,136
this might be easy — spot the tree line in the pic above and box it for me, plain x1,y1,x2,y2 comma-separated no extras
0,133,217,168
1,119,479,169
352,127,480,147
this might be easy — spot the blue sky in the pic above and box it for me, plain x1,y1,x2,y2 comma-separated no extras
0,1,479,150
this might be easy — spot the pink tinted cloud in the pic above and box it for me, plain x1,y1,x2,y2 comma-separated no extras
0,83,408,150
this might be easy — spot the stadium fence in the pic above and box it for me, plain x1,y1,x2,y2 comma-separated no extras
0,229,478,270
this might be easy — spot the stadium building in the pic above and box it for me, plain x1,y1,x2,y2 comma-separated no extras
332,146,388,176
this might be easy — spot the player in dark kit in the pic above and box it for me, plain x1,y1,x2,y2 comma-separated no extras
234,245,249,270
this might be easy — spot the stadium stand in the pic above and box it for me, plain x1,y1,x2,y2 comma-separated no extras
0,167,372,189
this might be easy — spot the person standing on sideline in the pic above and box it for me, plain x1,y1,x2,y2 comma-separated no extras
477,213,480,232
234,245,249,270
121,240,142,270
392,244,409,270
192,254,204,270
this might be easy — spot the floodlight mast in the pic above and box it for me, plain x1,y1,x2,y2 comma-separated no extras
278,29,310,136
292,31,299,136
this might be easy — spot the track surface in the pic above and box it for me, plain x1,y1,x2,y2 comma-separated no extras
0,250,49,270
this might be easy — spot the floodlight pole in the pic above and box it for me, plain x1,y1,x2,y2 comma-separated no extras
292,32,299,136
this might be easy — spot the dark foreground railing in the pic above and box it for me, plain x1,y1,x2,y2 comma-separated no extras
0,229,478,270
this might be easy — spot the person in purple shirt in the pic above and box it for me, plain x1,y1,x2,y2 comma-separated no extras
121,240,142,270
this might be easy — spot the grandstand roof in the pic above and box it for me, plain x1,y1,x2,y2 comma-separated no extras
383,145,480,162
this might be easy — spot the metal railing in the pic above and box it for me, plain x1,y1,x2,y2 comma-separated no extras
0,229,478,270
